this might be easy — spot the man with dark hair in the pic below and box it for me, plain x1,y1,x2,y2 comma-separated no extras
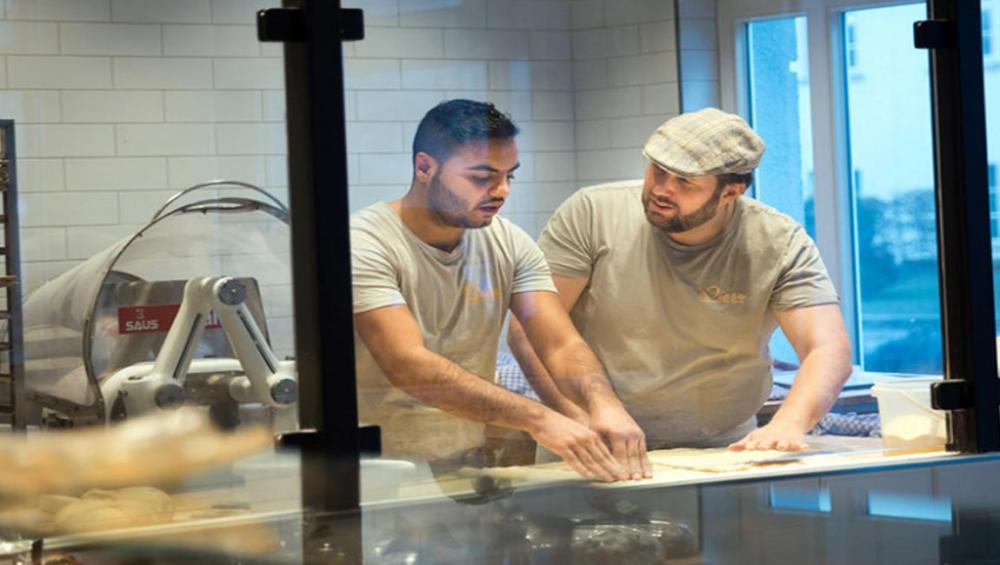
351,99,650,481
510,108,852,454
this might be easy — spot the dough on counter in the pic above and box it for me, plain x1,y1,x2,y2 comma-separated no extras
882,415,945,447
52,487,175,532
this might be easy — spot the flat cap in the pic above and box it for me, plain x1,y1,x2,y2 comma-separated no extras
642,108,765,177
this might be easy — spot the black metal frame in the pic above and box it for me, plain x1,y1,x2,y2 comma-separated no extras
0,121,25,431
917,0,1000,451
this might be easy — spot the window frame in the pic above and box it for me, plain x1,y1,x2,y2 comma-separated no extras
718,0,929,367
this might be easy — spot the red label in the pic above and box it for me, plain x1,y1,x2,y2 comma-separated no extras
118,304,222,335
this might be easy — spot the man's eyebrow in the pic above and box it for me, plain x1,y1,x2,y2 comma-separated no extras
466,162,521,173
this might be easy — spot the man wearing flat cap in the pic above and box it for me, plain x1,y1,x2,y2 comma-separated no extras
509,108,852,452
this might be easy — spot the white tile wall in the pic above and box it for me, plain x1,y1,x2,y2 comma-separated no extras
399,0,485,28
115,123,215,156
5,0,109,22
345,59,402,90
354,27,443,59
111,0,211,24
212,58,283,89
8,56,112,89
65,224,141,259
65,157,167,190
17,158,65,192
163,25,260,57
209,0,274,24
0,91,61,123
0,56,6,87
60,23,162,56
21,227,67,261
18,124,115,157
215,123,285,155
164,90,261,122
486,0,571,30
62,90,163,122
401,59,488,90
168,156,267,188
21,191,118,226
0,21,57,54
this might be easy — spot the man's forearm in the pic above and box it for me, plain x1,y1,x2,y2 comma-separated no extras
538,336,623,412
507,319,588,417
770,343,852,431
378,345,554,434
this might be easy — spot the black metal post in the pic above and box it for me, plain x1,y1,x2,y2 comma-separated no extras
917,0,999,451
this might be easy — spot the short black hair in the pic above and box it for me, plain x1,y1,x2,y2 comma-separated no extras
412,99,519,163
717,171,754,191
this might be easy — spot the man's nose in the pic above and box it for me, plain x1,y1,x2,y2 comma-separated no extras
492,178,511,199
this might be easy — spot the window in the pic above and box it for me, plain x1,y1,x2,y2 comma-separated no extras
985,8,993,56
847,24,858,67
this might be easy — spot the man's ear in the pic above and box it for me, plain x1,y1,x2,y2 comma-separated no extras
722,182,748,201
414,152,438,182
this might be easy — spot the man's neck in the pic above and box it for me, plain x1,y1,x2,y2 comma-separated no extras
392,192,464,252
666,199,737,247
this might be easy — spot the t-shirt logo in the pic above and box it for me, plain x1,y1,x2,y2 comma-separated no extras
461,282,503,305
698,285,747,304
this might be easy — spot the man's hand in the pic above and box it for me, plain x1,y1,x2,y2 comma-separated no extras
588,405,652,479
530,412,629,482
728,421,809,452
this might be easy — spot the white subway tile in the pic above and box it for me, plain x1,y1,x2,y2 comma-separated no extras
18,124,114,157
213,58,283,89
65,224,140,259
17,159,65,192
518,121,574,151
216,123,286,155
347,185,403,212
510,151,534,181
610,114,664,147
504,181,576,213
572,26,639,59
640,19,677,53
486,0,570,29
164,90,261,122
344,91,357,120
530,31,572,60
0,91,61,123
575,148,644,182
356,90,445,121
168,156,267,188
345,59,401,90
679,49,717,81
65,157,168,190
399,0,484,28
680,80,719,112
575,87,641,119
401,59,487,90
60,23,161,56
114,57,213,89
0,22,58,54
22,227,67,261
488,61,572,90
531,91,573,120
574,119,611,150
353,27,443,59
116,123,215,156
444,29,530,60
111,0,210,23
532,151,576,182
264,155,287,187
402,122,420,148
347,153,360,186
604,0,673,25
22,259,82,293
571,0,603,29
444,90,532,120
359,152,411,185
679,18,716,51
210,0,274,24
163,24,259,56
0,57,6,87
573,59,608,89
62,90,163,122
608,53,678,86
677,0,714,19
21,191,118,226
8,56,111,89
262,90,285,122
342,0,399,27
117,190,177,223
260,42,281,57
5,0,109,22
533,211,554,232
641,82,680,115
346,122,404,154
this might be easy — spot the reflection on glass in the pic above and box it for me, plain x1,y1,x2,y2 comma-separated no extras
845,3,940,374
769,480,832,513
986,1,1000,335
867,491,952,522
746,16,815,365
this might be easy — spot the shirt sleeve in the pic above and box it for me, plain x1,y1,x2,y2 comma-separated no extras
537,189,595,278
770,227,841,310
509,222,557,295
350,223,406,314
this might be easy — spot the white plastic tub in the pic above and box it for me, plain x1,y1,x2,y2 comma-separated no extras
870,377,947,448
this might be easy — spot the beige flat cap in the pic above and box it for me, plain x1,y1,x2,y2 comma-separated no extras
642,108,765,177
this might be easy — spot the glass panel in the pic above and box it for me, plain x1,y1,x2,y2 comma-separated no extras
745,16,815,367
844,3,941,374
986,0,1000,341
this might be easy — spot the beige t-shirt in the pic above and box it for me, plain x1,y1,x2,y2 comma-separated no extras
538,181,839,448
351,202,556,459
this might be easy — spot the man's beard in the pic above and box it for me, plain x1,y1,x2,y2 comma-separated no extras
643,187,723,233
427,173,501,229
